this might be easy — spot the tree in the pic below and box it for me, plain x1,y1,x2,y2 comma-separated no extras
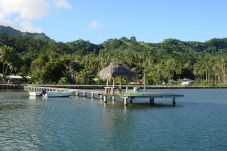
0,45,22,81
130,36,137,42
60,55,82,83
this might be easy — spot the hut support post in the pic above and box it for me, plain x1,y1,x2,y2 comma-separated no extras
112,78,115,88
126,79,129,93
119,76,122,93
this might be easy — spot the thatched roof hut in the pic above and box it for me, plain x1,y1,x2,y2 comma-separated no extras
98,62,136,81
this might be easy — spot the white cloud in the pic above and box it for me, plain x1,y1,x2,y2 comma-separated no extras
0,18,42,33
88,20,101,30
0,0,49,20
55,0,72,9
0,0,72,33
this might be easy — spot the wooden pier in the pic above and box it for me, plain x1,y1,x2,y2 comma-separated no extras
25,85,184,106
119,93,183,106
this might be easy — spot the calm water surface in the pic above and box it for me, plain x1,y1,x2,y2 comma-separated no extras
0,89,227,151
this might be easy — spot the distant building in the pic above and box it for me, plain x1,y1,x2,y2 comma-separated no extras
167,79,177,85
6,75,31,84
181,78,193,86
130,79,143,84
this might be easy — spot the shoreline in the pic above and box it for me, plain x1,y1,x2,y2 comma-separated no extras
0,84,24,89
24,84,227,89
1,84,227,90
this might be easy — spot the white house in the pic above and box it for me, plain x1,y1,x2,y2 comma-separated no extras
181,78,193,86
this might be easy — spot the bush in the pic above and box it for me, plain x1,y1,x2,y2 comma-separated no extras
58,77,70,84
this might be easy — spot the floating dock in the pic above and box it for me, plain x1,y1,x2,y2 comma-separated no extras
25,85,184,106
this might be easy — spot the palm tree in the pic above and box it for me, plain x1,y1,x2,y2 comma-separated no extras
0,45,22,82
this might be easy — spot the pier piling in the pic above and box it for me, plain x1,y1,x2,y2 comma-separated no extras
150,98,154,104
123,97,128,106
173,97,176,106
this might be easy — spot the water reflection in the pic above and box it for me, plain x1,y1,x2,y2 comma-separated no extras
29,96,37,101
0,89,227,151
29,96,48,101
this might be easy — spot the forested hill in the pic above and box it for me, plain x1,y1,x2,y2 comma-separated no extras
0,25,227,85
0,25,50,41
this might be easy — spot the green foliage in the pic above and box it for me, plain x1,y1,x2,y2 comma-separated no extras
0,45,22,82
66,39,100,54
58,77,71,84
1,25,227,85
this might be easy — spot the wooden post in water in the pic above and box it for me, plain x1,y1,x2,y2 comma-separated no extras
75,91,79,96
123,97,128,106
99,94,103,100
91,92,94,98
83,92,86,97
173,97,176,106
150,98,154,104
112,96,115,101
103,96,107,103
129,97,133,103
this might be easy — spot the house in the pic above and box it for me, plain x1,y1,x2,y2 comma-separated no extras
167,79,177,85
181,78,193,86
6,75,31,84
130,79,143,84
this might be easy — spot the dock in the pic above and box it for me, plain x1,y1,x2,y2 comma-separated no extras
25,85,184,106
101,93,183,106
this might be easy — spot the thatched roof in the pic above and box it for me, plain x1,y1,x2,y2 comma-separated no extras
98,62,136,81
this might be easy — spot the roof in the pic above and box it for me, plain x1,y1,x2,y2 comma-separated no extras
6,75,31,79
98,62,136,81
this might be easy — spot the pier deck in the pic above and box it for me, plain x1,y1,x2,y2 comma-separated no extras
25,85,184,106
102,93,184,106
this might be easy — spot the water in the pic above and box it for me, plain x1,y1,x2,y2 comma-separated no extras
0,89,227,151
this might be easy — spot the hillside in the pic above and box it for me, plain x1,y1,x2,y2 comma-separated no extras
0,25,227,85
0,25,50,41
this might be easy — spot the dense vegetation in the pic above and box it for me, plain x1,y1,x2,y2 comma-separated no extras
1,25,227,85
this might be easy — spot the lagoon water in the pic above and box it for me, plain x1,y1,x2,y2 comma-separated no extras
0,89,227,151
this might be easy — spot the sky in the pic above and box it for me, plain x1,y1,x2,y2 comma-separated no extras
0,0,227,44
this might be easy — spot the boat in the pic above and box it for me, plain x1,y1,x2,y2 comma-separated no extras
29,90,72,97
